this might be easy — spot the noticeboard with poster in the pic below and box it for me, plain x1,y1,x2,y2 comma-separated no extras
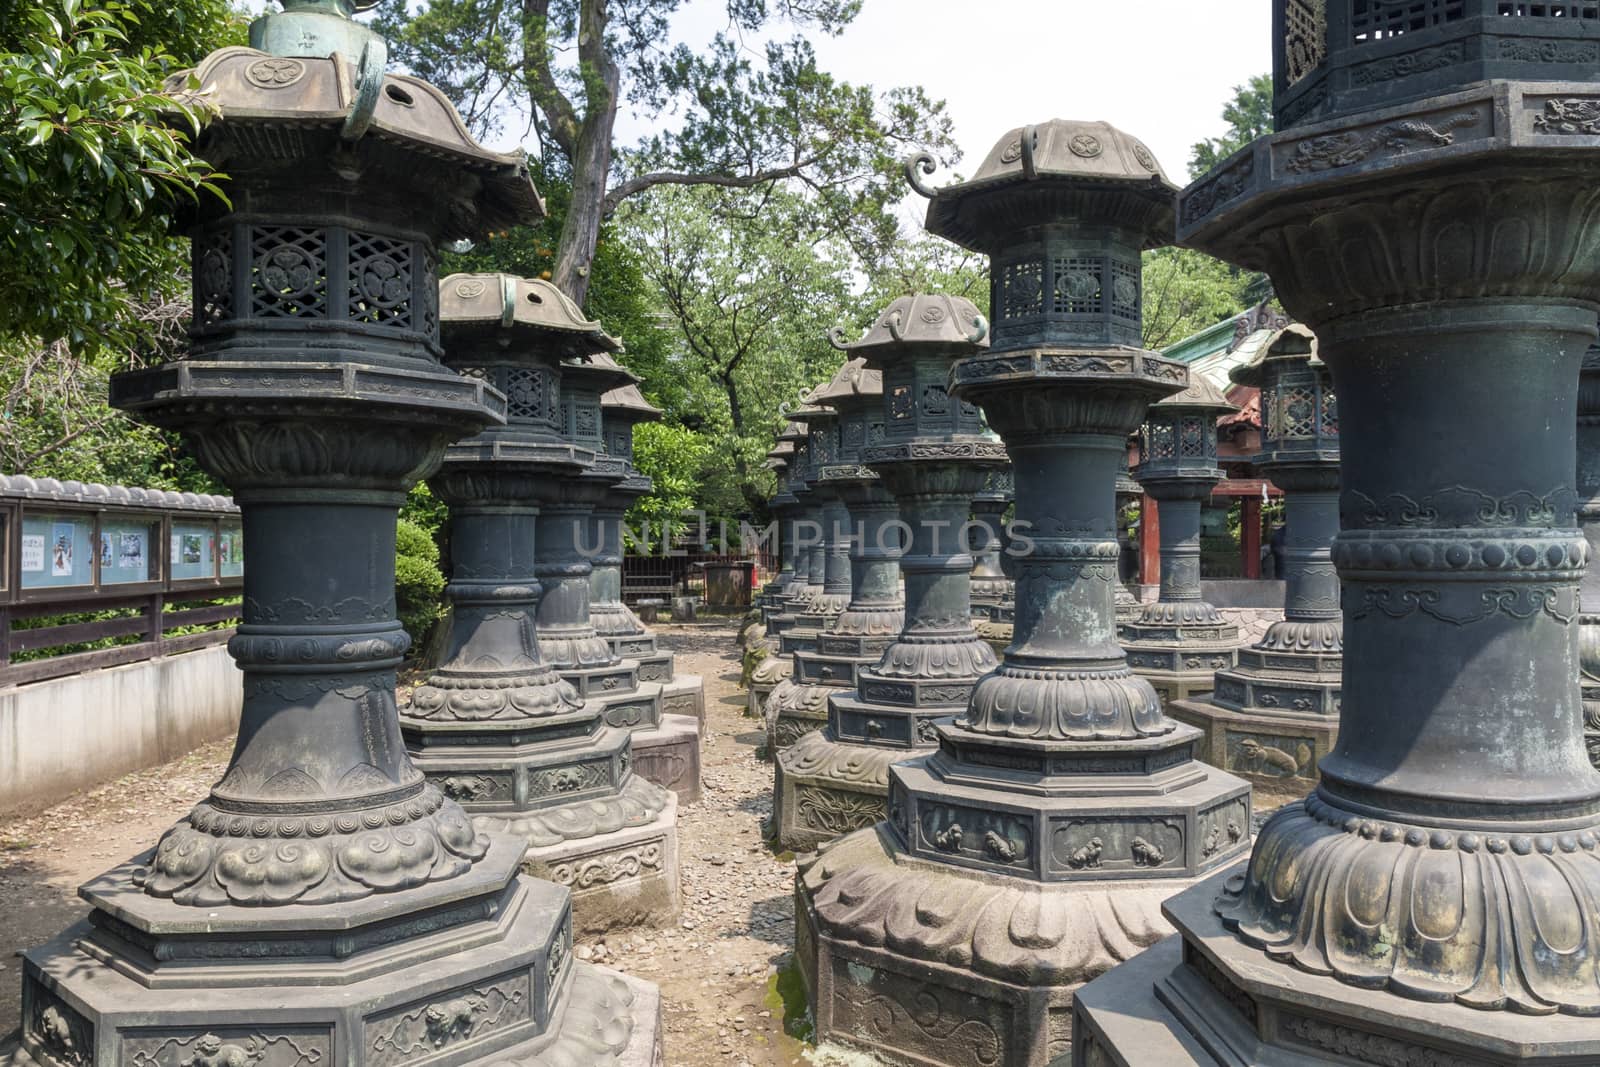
218,521,244,578
21,512,95,589
171,520,217,582
100,517,161,585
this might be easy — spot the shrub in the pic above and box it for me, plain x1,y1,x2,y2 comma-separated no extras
394,517,445,656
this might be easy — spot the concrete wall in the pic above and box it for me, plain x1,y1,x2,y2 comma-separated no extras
0,645,241,815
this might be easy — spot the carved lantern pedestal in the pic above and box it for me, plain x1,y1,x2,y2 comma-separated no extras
1076,20,1600,1066
776,294,1003,855
10,9,661,1063
1122,378,1244,704
777,397,853,657
535,353,700,808
399,275,681,937
594,385,706,730
762,389,867,756
763,420,817,629
797,123,1250,1067
1170,324,1343,795
791,358,903,689
1580,341,1600,768
969,468,1015,620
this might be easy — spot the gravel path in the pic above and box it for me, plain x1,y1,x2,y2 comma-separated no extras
0,618,814,1065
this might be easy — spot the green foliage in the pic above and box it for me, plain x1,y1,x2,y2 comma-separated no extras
626,421,711,543
374,0,957,303
1142,247,1256,351
441,159,684,413
395,517,446,656
0,0,237,348
399,483,448,538
621,185,860,520
1188,73,1273,180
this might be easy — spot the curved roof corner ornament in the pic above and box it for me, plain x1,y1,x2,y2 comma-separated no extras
885,307,907,342
828,326,854,351
1019,125,1039,180
905,152,940,199
499,274,518,328
968,313,990,344
339,36,387,143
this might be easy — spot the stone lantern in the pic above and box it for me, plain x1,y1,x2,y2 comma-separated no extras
791,357,903,688
1076,8,1600,1064
595,384,705,726
969,466,1015,619
14,4,659,1060
774,293,1004,853
1169,323,1343,791
766,409,826,634
532,351,701,804
400,274,681,935
797,123,1251,1067
1580,339,1600,767
1122,376,1244,703
776,392,852,656
759,439,798,608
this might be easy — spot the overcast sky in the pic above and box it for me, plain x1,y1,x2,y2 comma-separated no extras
253,0,1273,200
616,0,1273,187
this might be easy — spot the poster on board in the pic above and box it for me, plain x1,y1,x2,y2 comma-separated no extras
181,534,203,566
21,535,43,573
51,524,73,577
119,532,144,570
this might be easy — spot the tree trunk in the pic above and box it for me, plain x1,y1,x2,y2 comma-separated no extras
549,0,619,308
720,369,759,512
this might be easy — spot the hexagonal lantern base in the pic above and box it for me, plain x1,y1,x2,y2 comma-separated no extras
778,625,822,657
747,658,793,722
630,714,702,804
796,828,1241,1067
771,728,898,852
794,721,1251,1067
1070,870,1600,1067
762,680,836,757
511,800,681,938
1166,698,1336,796
659,675,704,723
10,839,664,1067
1120,633,1240,705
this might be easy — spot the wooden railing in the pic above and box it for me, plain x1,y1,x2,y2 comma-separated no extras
0,477,242,688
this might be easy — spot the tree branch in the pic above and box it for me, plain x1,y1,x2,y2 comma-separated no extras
601,158,820,217
520,0,581,159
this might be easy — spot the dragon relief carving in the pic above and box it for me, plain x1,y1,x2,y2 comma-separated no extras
1283,113,1478,174
795,786,884,836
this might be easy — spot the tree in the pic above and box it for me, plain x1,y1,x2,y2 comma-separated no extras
626,422,710,543
622,184,856,518
374,0,957,305
0,0,238,347
1141,247,1254,351
0,0,240,490
1188,73,1273,180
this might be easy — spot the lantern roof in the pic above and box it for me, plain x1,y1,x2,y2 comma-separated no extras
601,383,661,422
788,383,835,423
441,274,619,357
1231,323,1322,388
1153,371,1237,414
777,420,808,444
562,351,638,393
829,294,989,359
915,120,1176,252
814,358,883,410
168,48,542,236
